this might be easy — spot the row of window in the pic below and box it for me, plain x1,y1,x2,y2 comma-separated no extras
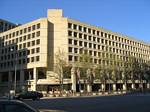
68,23,150,49
0,31,40,48
0,47,40,61
0,56,40,69
1,39,40,54
68,47,149,60
68,38,150,55
0,23,40,40
68,55,148,66
0,21,16,32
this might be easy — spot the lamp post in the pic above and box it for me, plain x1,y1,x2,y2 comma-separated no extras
11,48,17,95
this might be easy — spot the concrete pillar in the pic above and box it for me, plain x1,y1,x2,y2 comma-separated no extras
87,84,92,93
20,70,24,91
32,68,37,91
101,84,105,92
123,84,127,91
147,83,150,89
113,84,116,91
71,67,76,93
132,83,135,89
8,71,13,90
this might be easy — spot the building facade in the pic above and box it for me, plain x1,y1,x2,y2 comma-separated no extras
0,9,150,95
0,19,18,33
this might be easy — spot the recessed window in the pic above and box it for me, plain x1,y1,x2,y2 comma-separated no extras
68,47,72,53
36,56,40,61
32,33,35,38
28,34,31,39
23,36,26,41
27,42,30,47
31,48,35,54
19,37,22,42
32,40,35,46
23,43,26,48
73,24,77,30
24,28,27,33
69,55,72,61
74,32,77,37
68,31,72,36
37,23,40,29
68,23,72,29
28,27,31,32
36,47,40,53
36,31,40,37
36,39,40,45
32,25,36,31
79,25,82,31
31,57,34,62
68,39,72,44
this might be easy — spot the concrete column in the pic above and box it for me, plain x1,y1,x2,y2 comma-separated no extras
147,83,150,89
123,84,127,91
71,67,76,93
101,84,105,92
8,71,13,90
20,70,24,91
87,84,92,93
132,83,135,89
113,84,116,91
32,68,38,91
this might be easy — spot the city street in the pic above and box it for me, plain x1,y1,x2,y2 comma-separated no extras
24,95,150,112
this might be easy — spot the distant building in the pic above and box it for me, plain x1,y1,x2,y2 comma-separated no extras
0,9,150,95
0,19,18,33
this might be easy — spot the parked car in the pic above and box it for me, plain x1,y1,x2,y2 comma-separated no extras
0,100,39,112
16,91,43,100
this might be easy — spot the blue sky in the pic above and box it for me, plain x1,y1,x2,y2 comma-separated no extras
1,0,150,43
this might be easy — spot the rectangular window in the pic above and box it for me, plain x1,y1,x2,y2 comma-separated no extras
36,31,40,37
37,23,40,29
36,39,40,45
31,57,34,62
68,39,72,44
36,56,40,61
31,48,35,54
79,25,82,31
27,58,30,63
32,41,35,46
28,34,31,39
32,33,35,38
23,36,26,41
32,25,36,31
19,37,22,42
68,23,72,29
73,24,77,30
27,42,30,47
24,28,27,33
36,47,40,53
23,43,26,48
28,27,31,32
68,31,72,36
20,30,22,35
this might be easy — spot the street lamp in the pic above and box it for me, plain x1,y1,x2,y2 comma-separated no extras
11,48,17,95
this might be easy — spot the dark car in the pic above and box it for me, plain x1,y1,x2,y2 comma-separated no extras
16,91,43,100
0,100,39,112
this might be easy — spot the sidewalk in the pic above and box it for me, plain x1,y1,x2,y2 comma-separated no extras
41,92,124,99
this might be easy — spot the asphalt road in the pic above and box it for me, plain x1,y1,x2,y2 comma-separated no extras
24,95,150,112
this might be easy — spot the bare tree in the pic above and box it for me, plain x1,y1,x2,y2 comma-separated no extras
54,49,67,92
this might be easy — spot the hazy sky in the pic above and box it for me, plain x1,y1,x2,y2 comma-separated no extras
1,0,150,43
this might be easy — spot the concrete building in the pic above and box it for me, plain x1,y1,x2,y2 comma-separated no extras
0,19,18,33
0,9,150,95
